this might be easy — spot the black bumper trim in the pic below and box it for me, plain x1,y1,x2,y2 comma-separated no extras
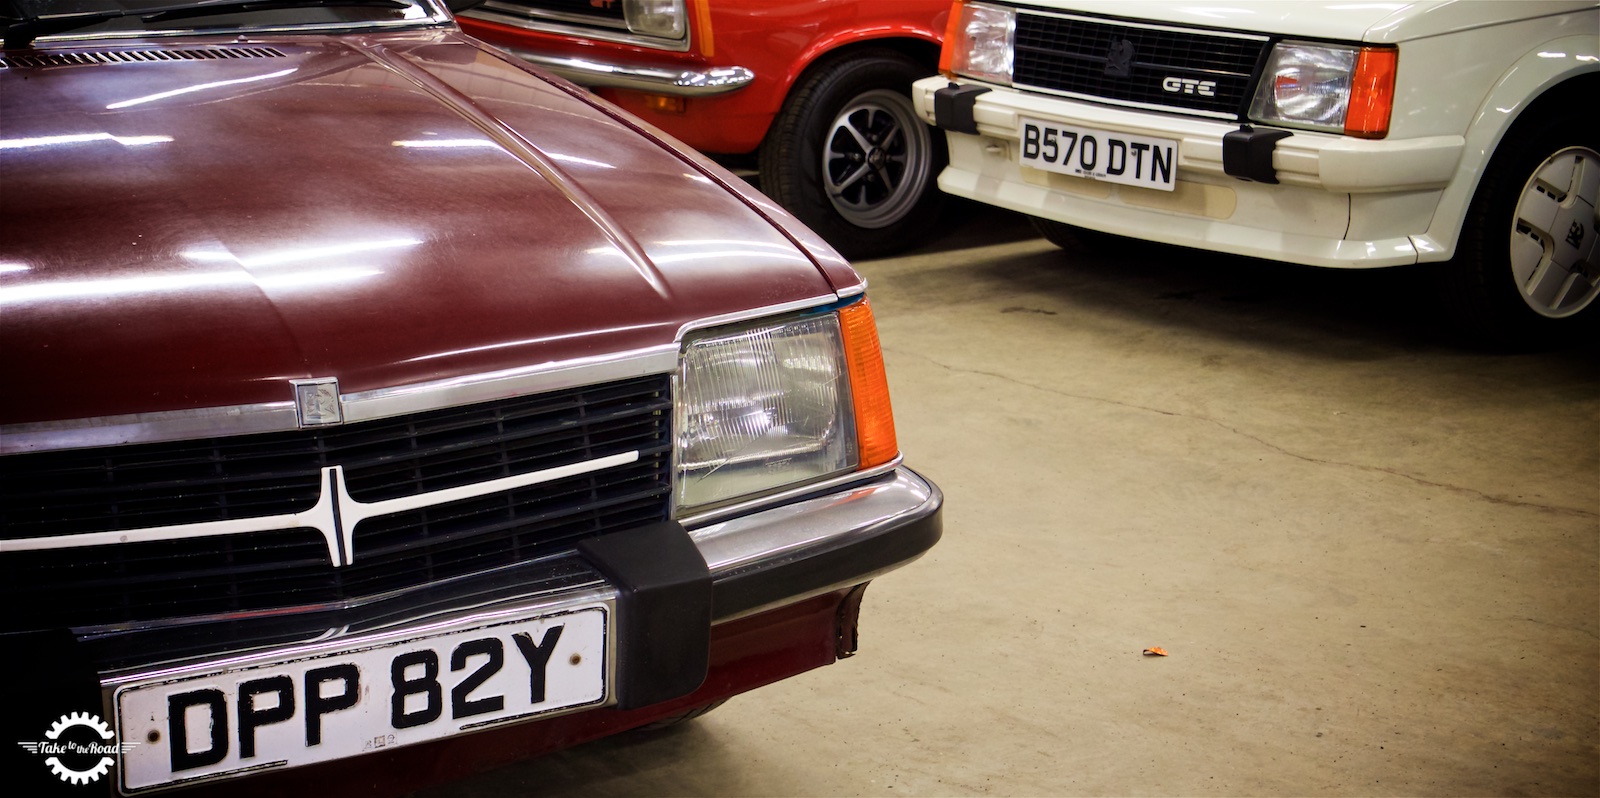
576,521,711,709
1223,125,1293,183
934,83,991,134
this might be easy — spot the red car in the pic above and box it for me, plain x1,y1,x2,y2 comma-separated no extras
0,1,941,794
459,0,951,259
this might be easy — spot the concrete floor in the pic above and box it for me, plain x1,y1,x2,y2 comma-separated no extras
423,207,1599,797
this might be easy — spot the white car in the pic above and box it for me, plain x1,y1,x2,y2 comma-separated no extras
914,1,1598,341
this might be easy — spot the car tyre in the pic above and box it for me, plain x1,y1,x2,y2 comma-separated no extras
1442,109,1598,346
759,50,945,260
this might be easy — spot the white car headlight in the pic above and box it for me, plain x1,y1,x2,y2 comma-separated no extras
946,2,1015,86
675,300,898,514
1249,42,1396,138
624,0,686,39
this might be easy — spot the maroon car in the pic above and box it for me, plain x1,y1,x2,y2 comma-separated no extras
0,1,941,794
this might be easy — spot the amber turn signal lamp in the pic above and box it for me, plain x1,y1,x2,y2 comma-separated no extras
938,0,965,77
1344,46,1397,139
641,94,686,114
839,299,898,470
691,0,715,57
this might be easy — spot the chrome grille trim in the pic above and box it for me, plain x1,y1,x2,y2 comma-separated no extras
0,451,640,563
467,0,692,53
1023,9,1271,43
342,345,679,425
1,346,677,455
0,46,286,69
0,401,299,456
479,0,629,31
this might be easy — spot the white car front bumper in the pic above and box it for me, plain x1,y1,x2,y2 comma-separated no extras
914,76,1467,268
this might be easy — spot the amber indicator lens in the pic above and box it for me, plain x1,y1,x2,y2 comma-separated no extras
840,299,898,470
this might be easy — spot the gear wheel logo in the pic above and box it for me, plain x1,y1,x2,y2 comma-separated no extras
16,711,131,786
45,713,115,785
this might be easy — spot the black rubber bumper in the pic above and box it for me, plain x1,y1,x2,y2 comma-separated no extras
933,82,991,134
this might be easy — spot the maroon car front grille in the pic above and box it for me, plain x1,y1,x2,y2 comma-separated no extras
0,375,672,632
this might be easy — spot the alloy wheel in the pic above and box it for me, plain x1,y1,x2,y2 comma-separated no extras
821,89,933,229
1509,145,1600,318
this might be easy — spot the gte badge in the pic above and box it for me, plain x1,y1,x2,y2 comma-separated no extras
293,378,343,427
1163,76,1217,97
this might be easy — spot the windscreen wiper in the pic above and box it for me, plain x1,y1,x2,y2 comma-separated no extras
3,0,410,49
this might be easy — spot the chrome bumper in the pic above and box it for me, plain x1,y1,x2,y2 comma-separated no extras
694,466,942,621
508,49,755,97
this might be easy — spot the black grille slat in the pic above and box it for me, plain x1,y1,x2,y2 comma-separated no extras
1012,11,1268,117
339,407,664,495
0,376,671,631
352,491,665,573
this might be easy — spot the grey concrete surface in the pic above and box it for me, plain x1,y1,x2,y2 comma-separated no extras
421,207,1599,797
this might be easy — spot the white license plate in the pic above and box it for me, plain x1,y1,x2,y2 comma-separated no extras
115,604,609,792
1018,118,1178,192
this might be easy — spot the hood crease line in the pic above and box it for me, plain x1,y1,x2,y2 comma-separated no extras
353,37,674,301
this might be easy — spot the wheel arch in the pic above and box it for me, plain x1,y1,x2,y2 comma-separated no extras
759,35,943,139
752,33,949,259
1417,42,1599,264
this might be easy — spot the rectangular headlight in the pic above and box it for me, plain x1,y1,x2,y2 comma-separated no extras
942,1,1015,85
1249,42,1396,138
674,300,900,515
676,313,857,513
624,0,686,39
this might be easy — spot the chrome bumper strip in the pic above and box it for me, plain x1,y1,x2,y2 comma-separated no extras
695,466,942,621
512,50,755,97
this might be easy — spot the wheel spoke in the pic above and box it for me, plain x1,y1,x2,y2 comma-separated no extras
1523,258,1569,310
1509,226,1545,286
880,124,904,151
840,113,875,155
824,130,861,161
1516,180,1562,240
871,163,899,195
1551,271,1599,312
829,162,871,196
